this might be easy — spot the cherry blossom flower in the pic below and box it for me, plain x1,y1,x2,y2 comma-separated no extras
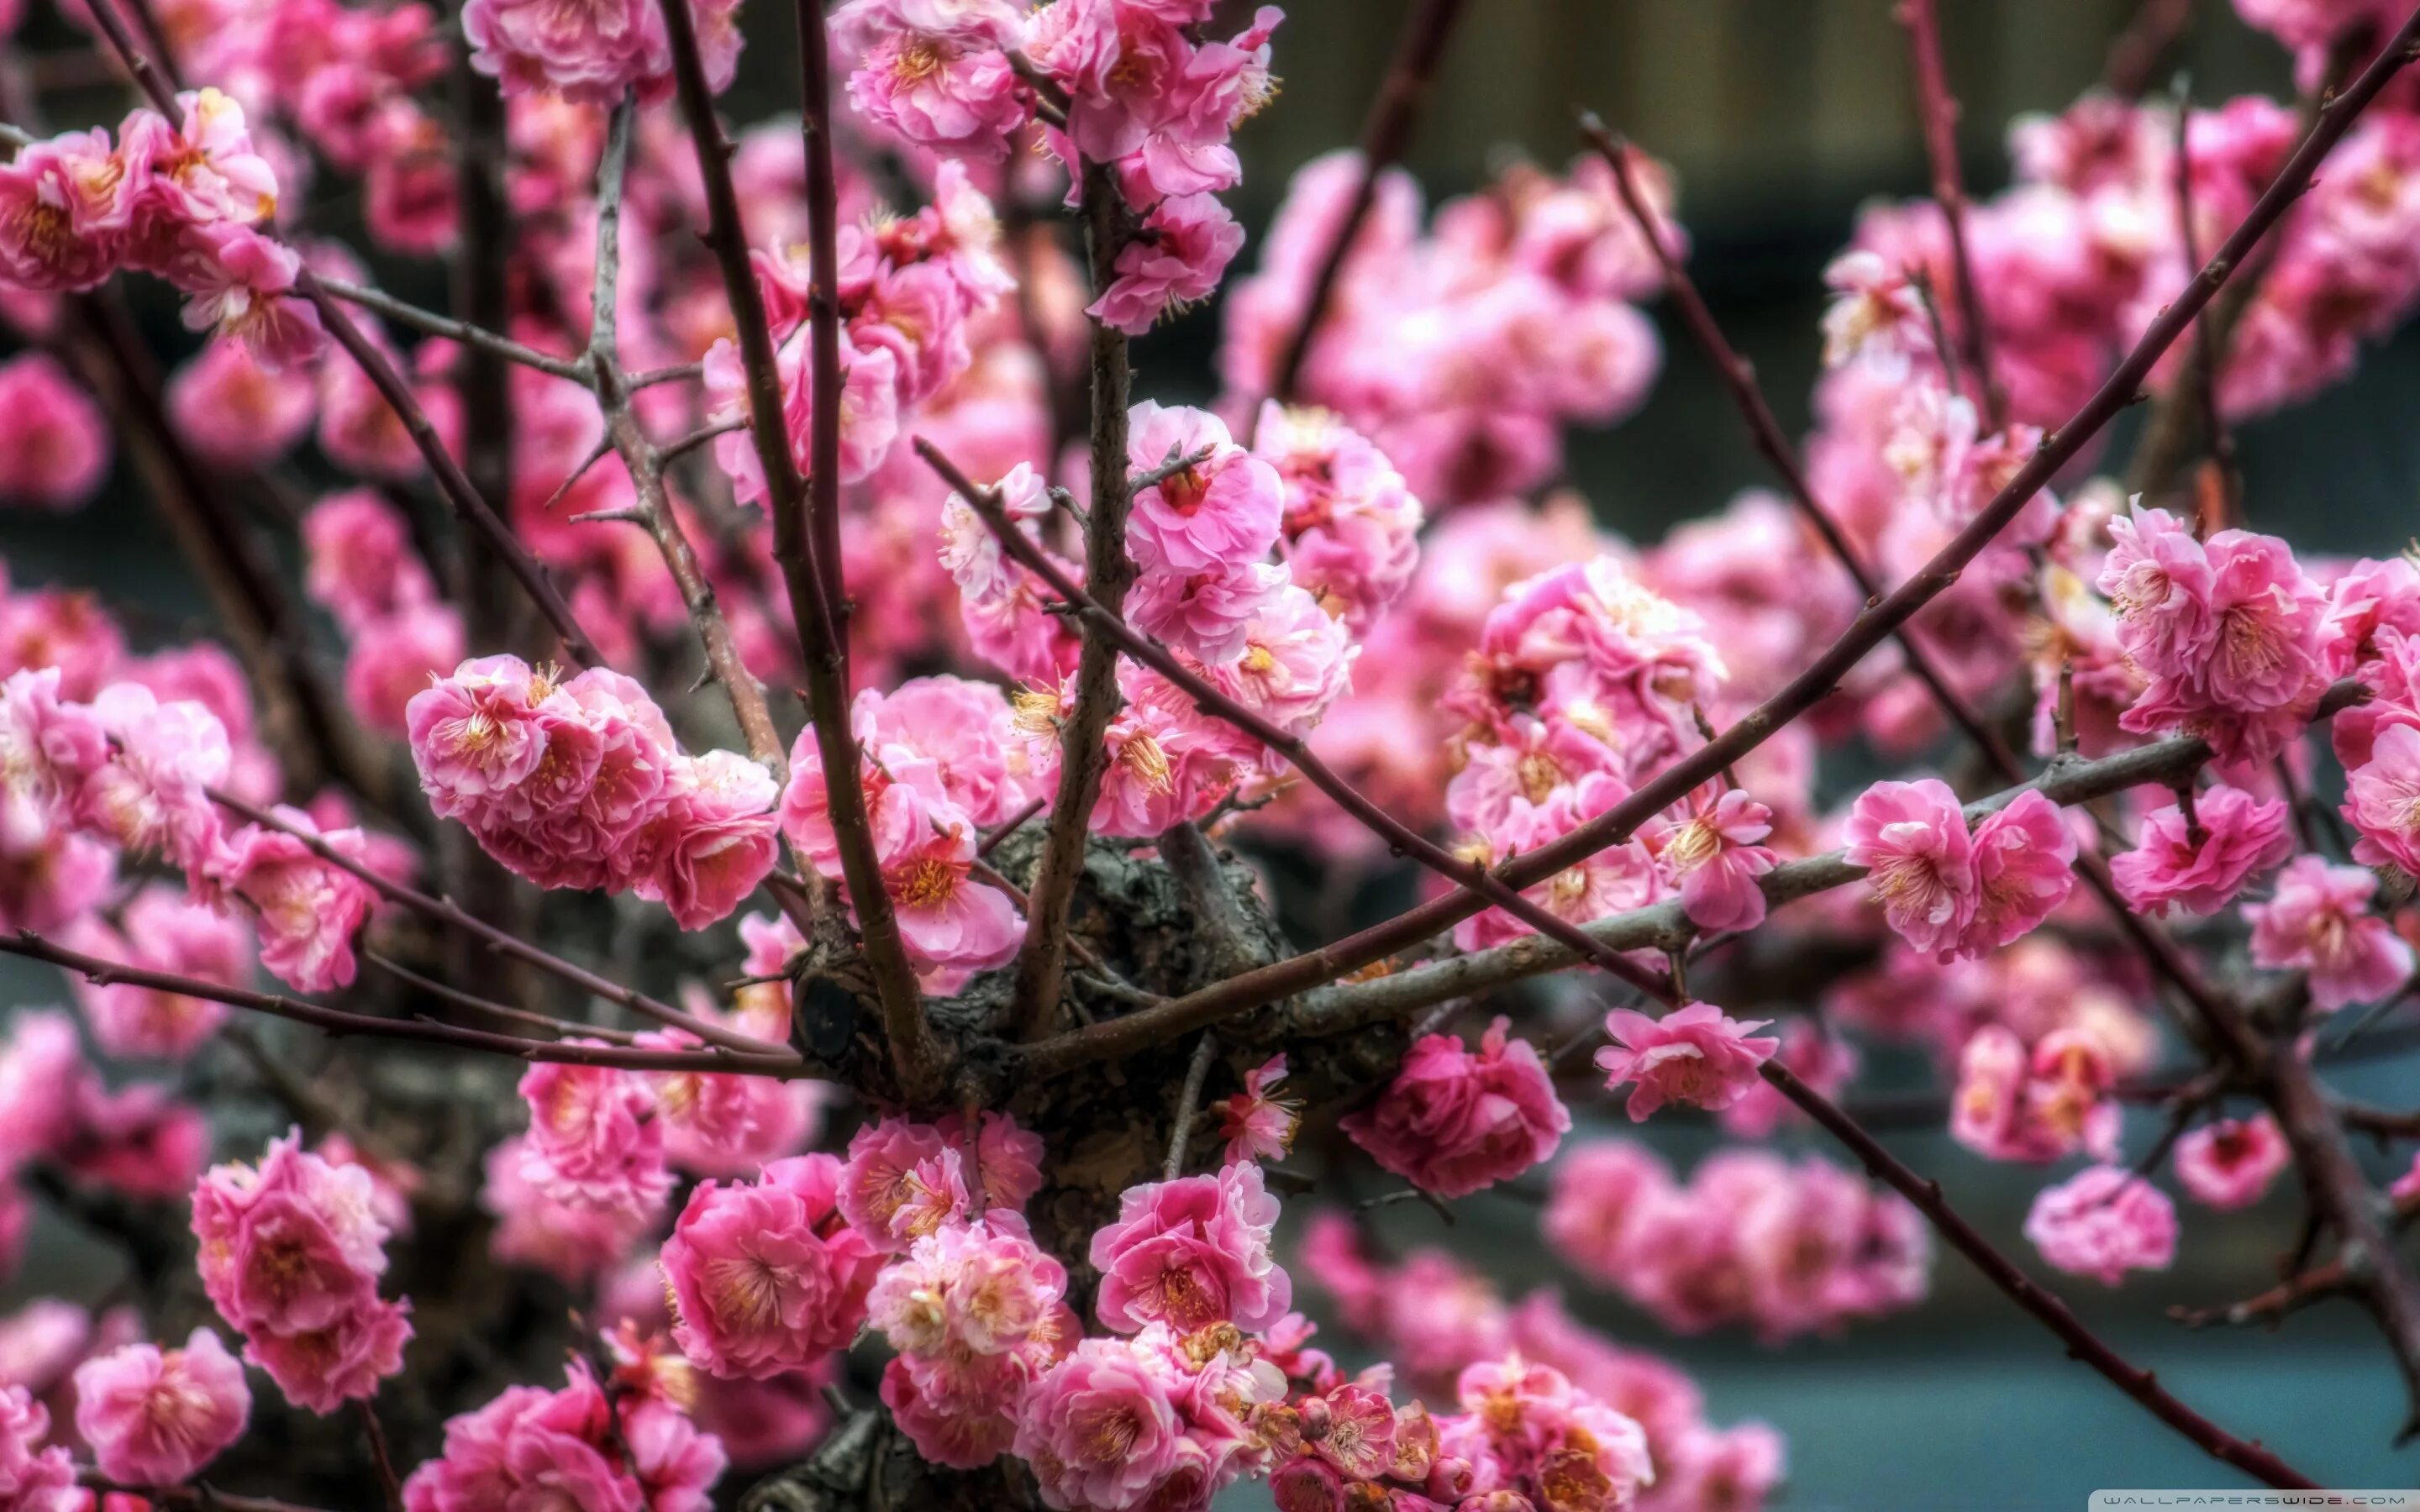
1653,788,1780,932
515,1058,671,1219
2247,854,2416,1010
1010,1334,1185,1511
1217,1054,1299,1166
2023,1166,2177,1285
1125,402,1286,578
660,1154,882,1379
71,1327,250,1486
1596,1000,1781,1121
2174,1114,2291,1210
2110,783,2294,916
1961,790,2078,956
2346,722,2420,876
834,0,1033,160
1088,1160,1291,1334
0,355,108,511
1844,777,1976,958
1339,1017,1570,1198
208,807,378,993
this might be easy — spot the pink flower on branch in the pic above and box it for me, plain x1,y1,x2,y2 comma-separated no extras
1596,1001,1780,1122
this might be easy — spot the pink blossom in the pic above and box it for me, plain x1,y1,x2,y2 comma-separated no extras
344,603,466,735
0,356,107,512
166,224,324,370
1125,402,1285,578
2110,783,2294,916
1339,1017,1570,1198
302,489,435,633
2099,503,2215,680
66,885,250,1059
1595,1000,1781,1121
1844,778,1976,958
123,89,281,232
2248,854,2416,1009
947,1109,1047,1215
660,1154,882,1379
0,129,134,291
208,808,377,992
2174,1113,2291,1210
76,682,229,871
834,0,1033,160
166,337,316,471
1653,789,1779,932
634,751,782,930
0,667,107,848
1087,192,1245,335
1820,249,1930,370
1011,1334,1186,1512
480,1137,655,1286
0,1385,75,1512
838,1118,972,1251
405,654,563,817
880,1347,1029,1471
516,1057,671,1219
399,1364,656,1512
1961,790,2078,956
1950,1025,2120,1165
1541,1140,1672,1284
1256,402,1424,634
1128,560,1289,666
71,1328,250,1485
1217,1054,1298,1166
463,0,738,105
2023,1166,2177,1285
1089,1160,1291,1334
868,1211,1068,1361
2346,722,2420,875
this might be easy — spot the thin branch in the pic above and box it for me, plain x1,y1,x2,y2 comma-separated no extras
3,931,790,1074
315,276,592,386
77,1471,330,1512
2107,0,2196,98
1010,16,2420,1078
366,949,640,1045
2170,73,2241,525
978,794,1048,858
1763,1062,2317,1488
1897,0,2005,429
208,788,795,1059
1045,681,2362,1064
796,0,850,652
1265,0,1470,405
586,96,786,776
1007,160,1140,1042
357,1402,406,1512
1163,1032,1218,1179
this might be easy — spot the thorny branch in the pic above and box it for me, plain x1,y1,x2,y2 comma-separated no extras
1897,0,2006,429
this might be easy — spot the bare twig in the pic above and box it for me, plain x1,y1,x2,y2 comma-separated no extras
209,789,795,1058
3,932,789,1074
1897,0,2005,429
656,0,939,1099
1266,0,1470,404
1007,160,1140,1043
1164,1032,1218,1179
316,276,592,385
2107,0,2196,98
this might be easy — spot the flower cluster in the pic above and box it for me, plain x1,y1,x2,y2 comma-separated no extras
0,91,319,366
706,163,1012,505
1844,782,2076,960
1543,1141,1931,1342
302,490,463,734
2023,1166,2177,1286
1950,1023,2123,1166
660,1153,885,1381
1339,1016,1569,1198
1300,1218,1787,1512
0,663,379,991
189,1131,412,1414
1223,146,1669,507
935,402,1369,841
400,1357,723,1511
0,355,109,512
464,0,739,106
835,0,1279,333
408,653,779,930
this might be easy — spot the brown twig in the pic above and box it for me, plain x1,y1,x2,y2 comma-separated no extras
76,1471,330,1512
1896,0,2005,430
1265,0,1470,404
3,931,789,1074
1007,160,1140,1043
2107,0,2197,99
357,1402,406,1512
1763,1062,2317,1488
365,949,641,1046
656,0,939,1100
1012,13,2420,1079
1164,1031,1218,1179
208,788,794,1059
317,276,592,385
2170,74,2241,524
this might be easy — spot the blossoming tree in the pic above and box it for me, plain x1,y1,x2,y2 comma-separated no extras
0,0,2415,1504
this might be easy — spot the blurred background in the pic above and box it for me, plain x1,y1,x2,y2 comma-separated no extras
7,2,2420,1508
